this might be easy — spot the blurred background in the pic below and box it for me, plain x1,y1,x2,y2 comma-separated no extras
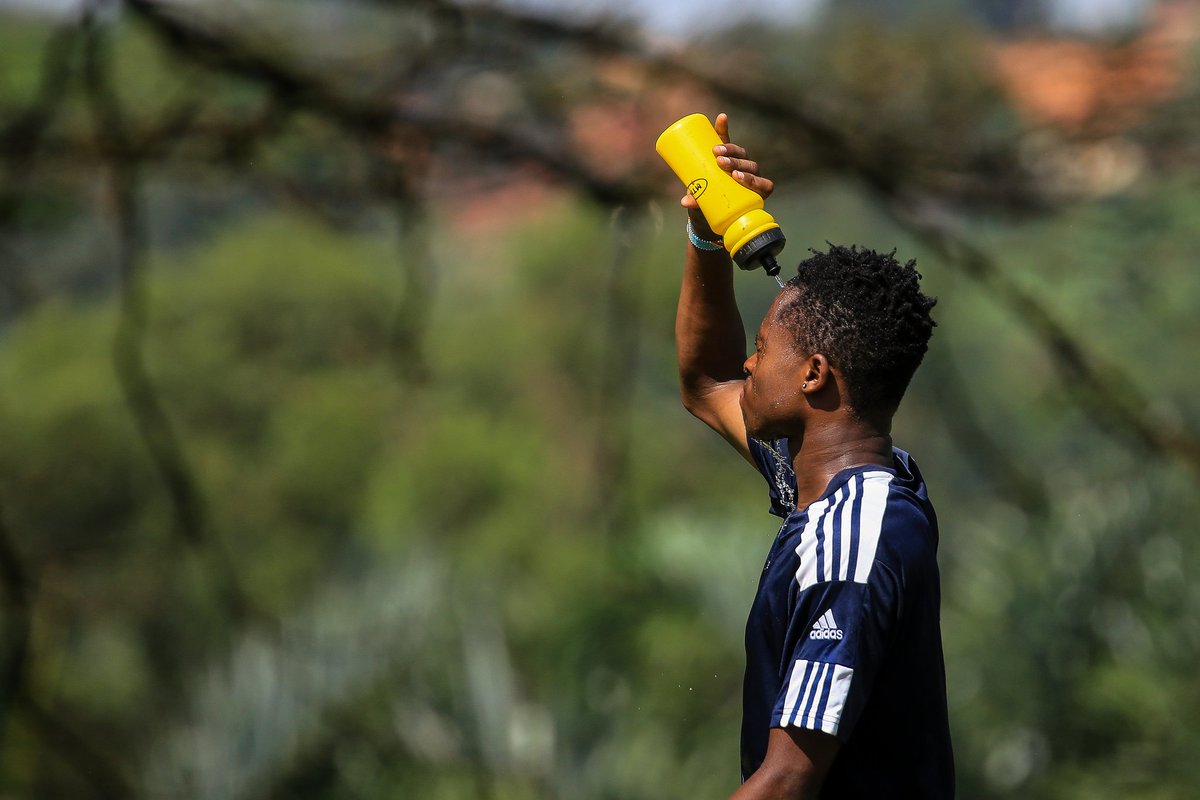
1,0,1198,797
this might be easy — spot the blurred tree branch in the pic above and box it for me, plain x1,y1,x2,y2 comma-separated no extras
19,698,136,800
0,21,80,313
0,22,78,223
388,195,433,384
1,1,1192,499
0,502,134,799
594,207,649,537
0,501,32,756
889,195,1200,471
82,13,257,627
123,0,648,205
3,0,1186,485
0,3,1195,795
923,344,1051,517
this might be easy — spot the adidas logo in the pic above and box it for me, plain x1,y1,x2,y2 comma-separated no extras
809,609,844,641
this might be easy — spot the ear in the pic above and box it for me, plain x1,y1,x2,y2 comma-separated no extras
799,353,831,394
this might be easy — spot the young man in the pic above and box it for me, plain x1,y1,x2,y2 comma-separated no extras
675,114,953,799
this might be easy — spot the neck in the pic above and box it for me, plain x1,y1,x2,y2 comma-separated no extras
787,420,893,508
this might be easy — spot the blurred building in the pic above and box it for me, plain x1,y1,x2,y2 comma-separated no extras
992,0,1198,195
993,0,1197,135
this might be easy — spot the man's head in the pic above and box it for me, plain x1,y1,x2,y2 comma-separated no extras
741,244,937,438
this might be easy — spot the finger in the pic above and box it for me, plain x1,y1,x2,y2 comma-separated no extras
732,170,774,199
715,112,730,144
681,193,698,209
716,155,759,175
718,142,749,159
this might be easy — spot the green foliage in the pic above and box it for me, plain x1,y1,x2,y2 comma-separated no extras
0,15,60,106
2,6,1199,800
3,166,1197,797
0,160,1190,796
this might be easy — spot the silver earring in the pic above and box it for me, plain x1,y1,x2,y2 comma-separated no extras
802,382,808,389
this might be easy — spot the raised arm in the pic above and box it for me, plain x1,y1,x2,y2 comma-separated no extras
674,113,775,463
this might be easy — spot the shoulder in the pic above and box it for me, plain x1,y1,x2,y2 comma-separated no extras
872,449,939,572
793,452,937,585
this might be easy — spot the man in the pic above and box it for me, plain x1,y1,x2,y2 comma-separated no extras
674,113,953,799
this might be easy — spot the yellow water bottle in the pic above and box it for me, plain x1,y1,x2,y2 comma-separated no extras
656,113,786,276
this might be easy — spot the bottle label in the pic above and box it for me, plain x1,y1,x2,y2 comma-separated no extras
687,178,708,199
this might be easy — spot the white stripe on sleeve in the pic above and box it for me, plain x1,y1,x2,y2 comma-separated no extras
779,660,856,736
795,471,894,588
793,495,833,591
835,475,859,581
779,658,810,727
849,472,893,583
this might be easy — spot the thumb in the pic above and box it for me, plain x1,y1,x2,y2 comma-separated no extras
714,112,730,144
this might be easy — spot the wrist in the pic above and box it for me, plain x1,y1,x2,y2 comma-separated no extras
687,218,725,252
687,208,719,241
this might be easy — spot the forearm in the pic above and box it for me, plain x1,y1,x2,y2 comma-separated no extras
675,217,747,403
731,727,838,800
729,764,817,800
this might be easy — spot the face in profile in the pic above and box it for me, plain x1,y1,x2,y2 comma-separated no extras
740,293,811,441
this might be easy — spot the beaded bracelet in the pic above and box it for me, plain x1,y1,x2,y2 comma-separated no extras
687,219,724,252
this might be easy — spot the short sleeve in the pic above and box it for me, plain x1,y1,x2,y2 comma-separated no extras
770,564,903,742
747,436,797,517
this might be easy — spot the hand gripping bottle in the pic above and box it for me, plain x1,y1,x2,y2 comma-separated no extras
656,113,786,276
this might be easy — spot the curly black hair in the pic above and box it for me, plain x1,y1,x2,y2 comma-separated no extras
774,244,937,420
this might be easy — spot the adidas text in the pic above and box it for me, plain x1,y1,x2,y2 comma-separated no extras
809,609,844,640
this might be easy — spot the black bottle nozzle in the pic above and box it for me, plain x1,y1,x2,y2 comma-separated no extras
733,227,786,279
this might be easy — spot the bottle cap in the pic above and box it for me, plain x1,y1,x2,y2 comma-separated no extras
733,228,786,274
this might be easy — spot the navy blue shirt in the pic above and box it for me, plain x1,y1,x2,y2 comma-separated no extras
743,437,954,798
